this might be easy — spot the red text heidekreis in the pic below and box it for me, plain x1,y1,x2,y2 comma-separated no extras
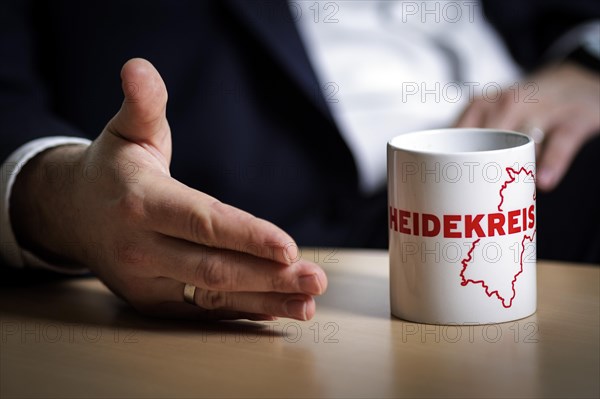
389,205,535,238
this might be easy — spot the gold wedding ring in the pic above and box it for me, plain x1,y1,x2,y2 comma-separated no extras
183,283,197,304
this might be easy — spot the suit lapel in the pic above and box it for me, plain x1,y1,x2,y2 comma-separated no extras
224,0,333,120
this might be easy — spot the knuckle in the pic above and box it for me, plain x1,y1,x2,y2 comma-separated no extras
188,203,217,244
196,290,230,310
269,273,289,292
195,257,231,290
114,240,146,268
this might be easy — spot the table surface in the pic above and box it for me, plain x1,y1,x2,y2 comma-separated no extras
1,249,598,399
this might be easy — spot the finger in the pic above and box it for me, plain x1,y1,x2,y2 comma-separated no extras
518,107,573,160
189,289,316,321
537,126,583,191
106,58,172,167
529,127,546,159
484,94,529,131
142,177,299,265
454,98,490,128
517,120,551,159
133,278,316,320
141,236,327,295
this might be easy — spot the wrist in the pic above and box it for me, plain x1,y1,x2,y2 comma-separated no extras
10,144,89,268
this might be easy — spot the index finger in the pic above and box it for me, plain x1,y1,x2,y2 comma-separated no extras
454,98,489,128
139,176,299,265
537,126,583,191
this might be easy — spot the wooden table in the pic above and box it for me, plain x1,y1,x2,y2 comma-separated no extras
1,249,598,398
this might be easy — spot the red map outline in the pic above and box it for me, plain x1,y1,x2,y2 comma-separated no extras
460,167,536,308
498,167,536,212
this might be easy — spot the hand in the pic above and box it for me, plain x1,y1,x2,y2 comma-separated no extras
10,58,327,321
455,62,600,191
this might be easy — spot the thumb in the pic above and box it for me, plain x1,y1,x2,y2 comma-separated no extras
107,58,172,166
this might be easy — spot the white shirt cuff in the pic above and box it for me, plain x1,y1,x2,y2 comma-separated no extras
0,136,92,274
545,20,600,61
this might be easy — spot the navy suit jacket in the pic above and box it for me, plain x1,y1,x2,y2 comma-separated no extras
1,0,599,258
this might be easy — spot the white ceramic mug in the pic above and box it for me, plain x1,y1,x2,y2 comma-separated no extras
388,128,536,324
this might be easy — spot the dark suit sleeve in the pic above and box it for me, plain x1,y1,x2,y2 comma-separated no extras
0,0,83,163
482,0,600,72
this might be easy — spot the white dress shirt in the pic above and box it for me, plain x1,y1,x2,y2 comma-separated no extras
292,0,521,192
